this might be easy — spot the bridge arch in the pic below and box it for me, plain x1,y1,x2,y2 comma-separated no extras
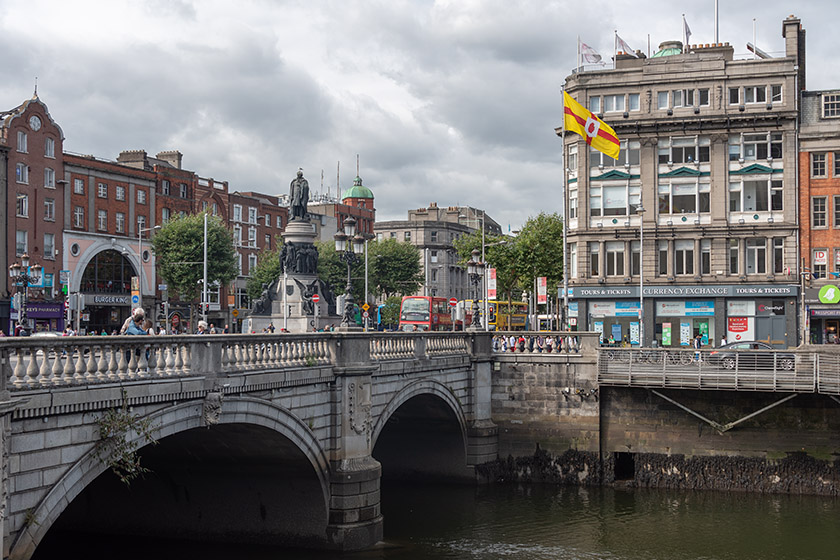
371,378,469,453
11,397,330,560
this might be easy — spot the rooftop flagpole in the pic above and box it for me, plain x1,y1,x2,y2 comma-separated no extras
561,86,570,334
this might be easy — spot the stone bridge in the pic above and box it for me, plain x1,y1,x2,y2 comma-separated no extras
0,332,506,559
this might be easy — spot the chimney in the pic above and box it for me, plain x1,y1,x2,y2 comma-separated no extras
156,150,183,169
782,15,806,91
116,149,149,170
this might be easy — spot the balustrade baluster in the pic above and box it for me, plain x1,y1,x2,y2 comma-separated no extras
26,347,41,388
36,347,52,387
95,345,109,382
107,345,119,381
50,347,64,385
127,345,139,379
11,349,26,388
86,344,98,383
74,346,86,384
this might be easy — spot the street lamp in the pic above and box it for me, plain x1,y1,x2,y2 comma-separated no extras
138,224,161,310
334,217,365,328
9,253,43,337
460,210,487,330
467,248,485,329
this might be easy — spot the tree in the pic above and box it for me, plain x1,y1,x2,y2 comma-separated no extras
516,212,566,292
316,240,364,301
379,295,402,330
368,239,423,298
453,230,522,302
152,213,238,305
246,243,283,302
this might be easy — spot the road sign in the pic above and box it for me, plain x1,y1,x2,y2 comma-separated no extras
131,294,140,306
232,309,239,318
312,294,320,303
449,297,458,307
362,303,370,311
362,311,369,318
59,270,71,284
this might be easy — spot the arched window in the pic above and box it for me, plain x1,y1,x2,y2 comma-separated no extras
80,250,135,293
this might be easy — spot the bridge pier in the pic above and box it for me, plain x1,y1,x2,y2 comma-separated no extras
467,334,498,467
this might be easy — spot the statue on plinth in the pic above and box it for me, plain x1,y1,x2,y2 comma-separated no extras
289,169,309,221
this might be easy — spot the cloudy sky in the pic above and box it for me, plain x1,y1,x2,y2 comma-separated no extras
2,1,835,230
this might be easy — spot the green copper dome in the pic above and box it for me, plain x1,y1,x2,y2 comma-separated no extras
341,176,374,199
651,40,684,58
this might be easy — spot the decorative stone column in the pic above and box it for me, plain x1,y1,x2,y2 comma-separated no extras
326,334,382,549
467,333,498,467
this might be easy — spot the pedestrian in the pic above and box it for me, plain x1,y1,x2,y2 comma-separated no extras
100,328,108,336
223,324,230,334
0,329,5,337
527,335,535,353
197,320,208,334
142,319,154,335
545,336,553,353
720,334,727,347
693,334,702,363
209,323,217,334
268,323,275,333
517,335,526,352
121,308,145,334
508,335,516,352
536,335,544,353
158,326,167,335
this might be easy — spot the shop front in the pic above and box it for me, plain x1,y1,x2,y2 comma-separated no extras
84,294,132,334
804,285,840,344
565,284,798,349
10,301,65,334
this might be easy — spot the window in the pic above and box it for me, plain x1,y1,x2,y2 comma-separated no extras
45,137,55,158
657,91,669,109
628,93,640,111
746,238,766,274
161,208,170,223
390,232,396,239
591,140,640,168
589,96,601,113
730,180,783,213
697,89,710,106
567,144,578,174
180,183,188,198
248,226,257,247
248,207,257,224
98,183,108,198
161,180,170,195
569,243,577,278
233,204,242,222
376,233,384,241
812,153,827,177
265,213,270,226
729,87,740,105
202,201,208,212
137,189,146,204
16,163,28,184
606,241,624,276
116,212,125,233
835,249,840,275
674,240,694,275
813,249,827,278
430,250,438,263
823,93,840,117
590,183,641,216
658,136,710,164
430,231,438,242
115,185,125,201
770,85,782,103
729,133,783,161
237,252,243,275
701,240,711,275
97,210,107,231
404,231,411,241
671,89,685,108
276,215,283,228
74,206,84,228
603,94,625,113
658,182,710,214
44,198,55,221
658,241,668,276
212,203,218,215
44,167,55,188
137,215,146,232
431,269,438,282
729,239,739,275
16,230,27,256
17,131,27,153
630,241,640,276
589,242,600,276
569,187,578,219
744,86,766,104
44,233,55,259
16,193,28,217
74,178,84,194
834,197,840,227
774,238,784,274
233,225,242,245
813,197,828,227
265,234,271,249
248,254,258,275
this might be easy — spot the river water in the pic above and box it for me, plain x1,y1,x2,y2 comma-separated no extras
38,482,839,559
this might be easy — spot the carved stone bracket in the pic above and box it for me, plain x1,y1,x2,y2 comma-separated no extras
347,381,372,446
202,391,223,427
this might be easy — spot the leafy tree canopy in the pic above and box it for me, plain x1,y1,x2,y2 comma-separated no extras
368,238,423,299
152,213,237,302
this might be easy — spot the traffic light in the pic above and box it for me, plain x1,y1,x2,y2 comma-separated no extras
159,302,166,317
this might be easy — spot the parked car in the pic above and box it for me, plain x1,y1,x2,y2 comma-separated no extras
707,341,795,371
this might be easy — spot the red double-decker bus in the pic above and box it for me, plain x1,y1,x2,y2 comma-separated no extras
399,296,454,331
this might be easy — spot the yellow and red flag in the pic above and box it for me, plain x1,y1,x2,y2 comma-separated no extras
563,90,620,160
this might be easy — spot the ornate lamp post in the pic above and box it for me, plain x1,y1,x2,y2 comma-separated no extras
467,248,485,330
334,217,365,328
9,253,43,337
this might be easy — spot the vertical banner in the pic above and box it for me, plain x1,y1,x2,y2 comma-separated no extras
662,322,672,345
630,322,640,344
487,268,497,299
537,276,547,304
594,321,604,343
680,322,691,345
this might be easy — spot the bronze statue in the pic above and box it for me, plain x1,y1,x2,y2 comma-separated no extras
289,169,309,221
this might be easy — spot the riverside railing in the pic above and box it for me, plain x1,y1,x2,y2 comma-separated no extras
0,332,483,391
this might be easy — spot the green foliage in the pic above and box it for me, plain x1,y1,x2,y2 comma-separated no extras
368,239,423,298
452,212,565,303
380,295,402,329
315,240,363,300
152,213,238,302
94,391,159,486
246,243,283,302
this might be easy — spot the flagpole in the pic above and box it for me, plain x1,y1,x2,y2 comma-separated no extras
577,36,581,71
682,14,686,51
614,30,617,61
561,87,569,335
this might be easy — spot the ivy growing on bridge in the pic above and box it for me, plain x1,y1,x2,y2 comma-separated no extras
95,391,159,486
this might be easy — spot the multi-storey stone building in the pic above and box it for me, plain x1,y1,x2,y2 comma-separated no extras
799,89,840,342
558,15,806,348
375,203,501,301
